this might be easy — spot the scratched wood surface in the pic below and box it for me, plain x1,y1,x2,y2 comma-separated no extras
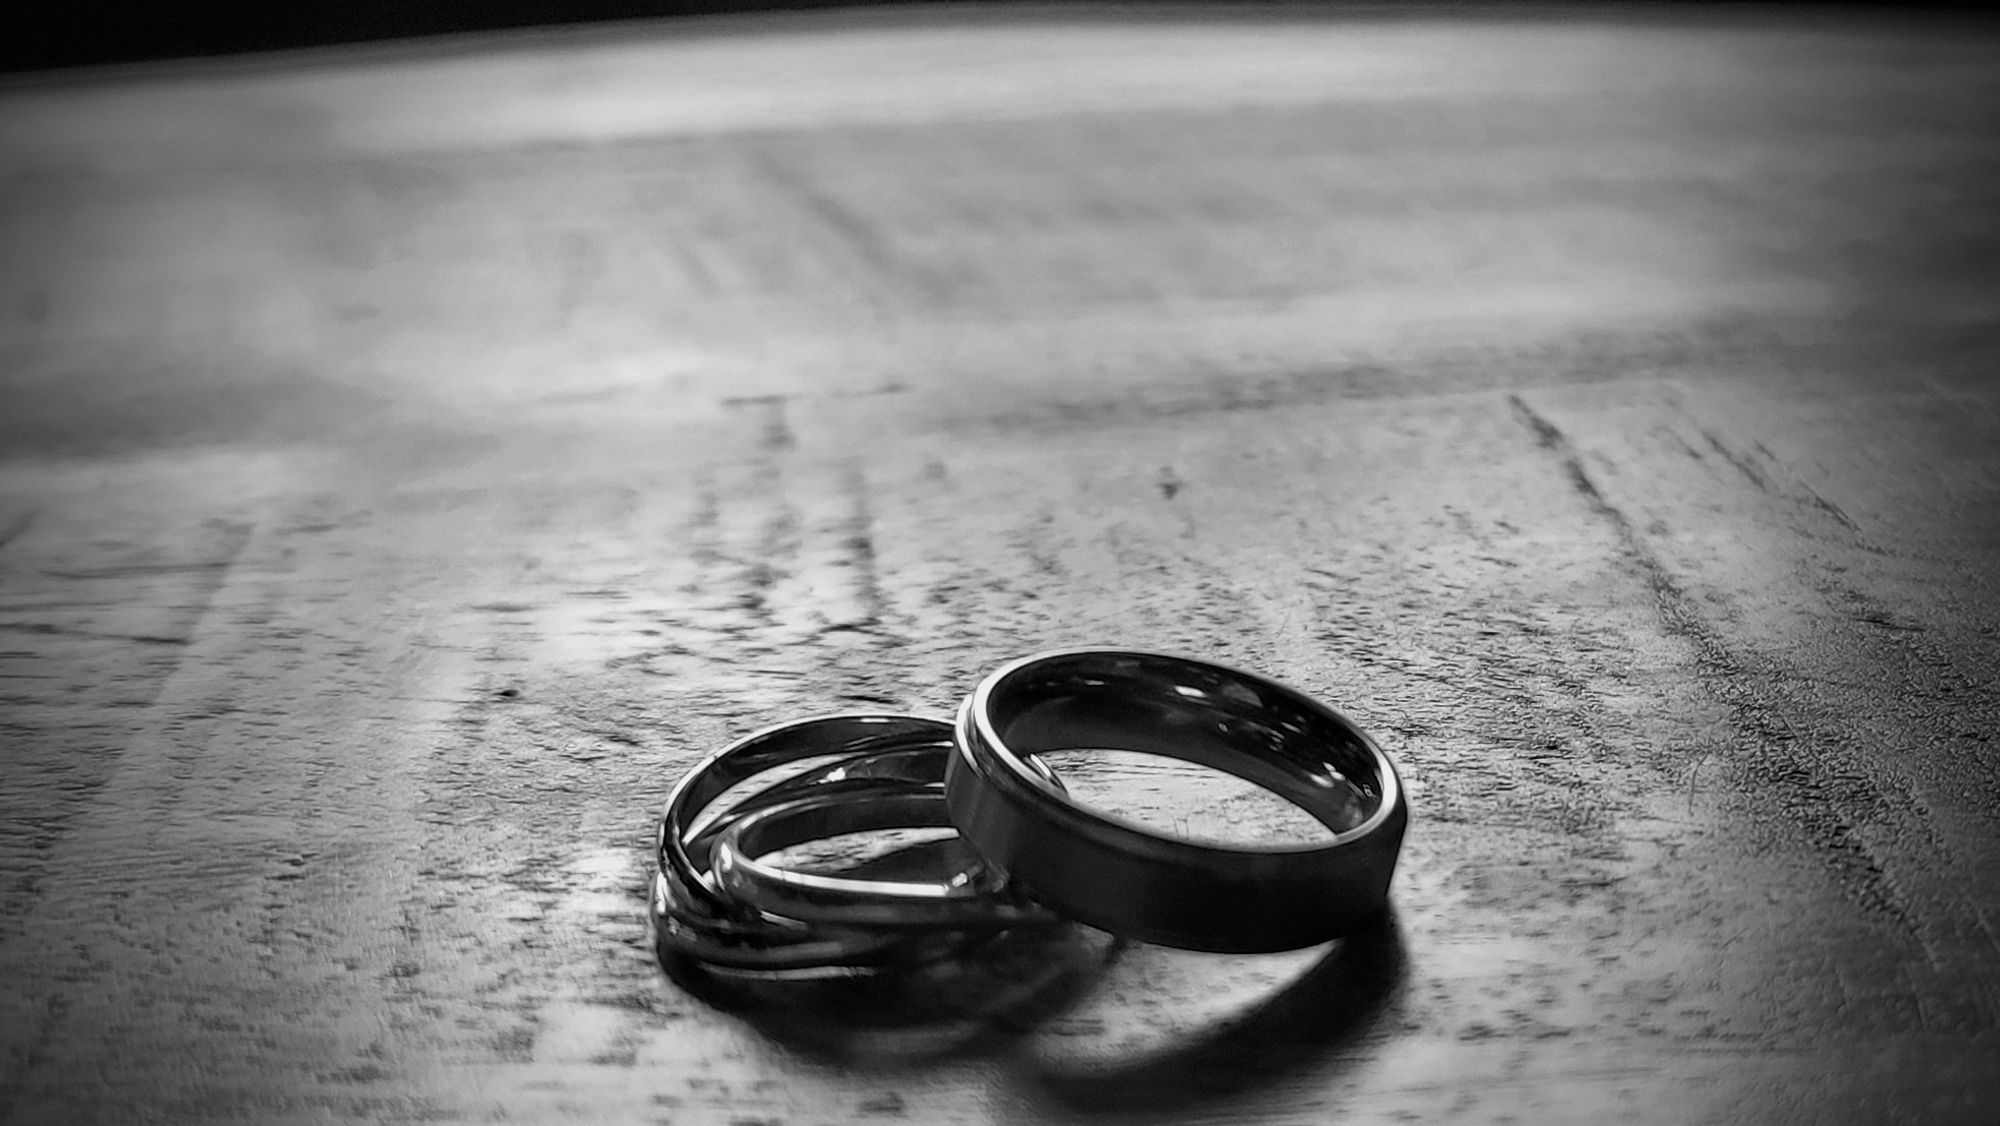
2,7,1998,1124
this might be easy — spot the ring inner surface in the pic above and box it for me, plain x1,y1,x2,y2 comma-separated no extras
729,790,962,871
671,719,953,870
985,655,1383,838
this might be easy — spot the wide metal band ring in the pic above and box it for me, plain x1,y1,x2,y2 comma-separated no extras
947,648,1408,953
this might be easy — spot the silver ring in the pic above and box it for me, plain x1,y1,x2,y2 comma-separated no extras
655,714,986,971
947,648,1408,952
712,782,1059,929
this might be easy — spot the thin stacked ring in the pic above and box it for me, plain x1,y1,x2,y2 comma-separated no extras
652,649,1408,972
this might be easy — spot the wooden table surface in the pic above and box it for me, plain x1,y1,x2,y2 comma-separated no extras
2,7,1997,1124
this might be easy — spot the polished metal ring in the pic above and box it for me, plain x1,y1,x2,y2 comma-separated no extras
655,714,985,971
947,648,1408,953
652,860,960,971
712,781,1059,929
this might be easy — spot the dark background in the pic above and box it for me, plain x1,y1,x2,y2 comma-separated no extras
14,2,1021,75
8,2,862,74
0,1,1923,77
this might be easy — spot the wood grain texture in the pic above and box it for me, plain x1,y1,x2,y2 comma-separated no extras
2,8,1997,1124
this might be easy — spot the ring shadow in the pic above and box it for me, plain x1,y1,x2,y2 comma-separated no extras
1012,910,1409,1115
662,919,1125,1067
656,836,1406,1090
657,838,1128,1067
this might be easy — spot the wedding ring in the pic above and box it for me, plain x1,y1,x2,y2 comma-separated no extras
947,649,1408,953
655,714,977,971
712,782,1059,929
651,861,950,971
